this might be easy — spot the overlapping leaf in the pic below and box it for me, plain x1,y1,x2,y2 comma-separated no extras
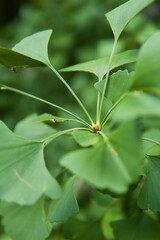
111,214,160,240
63,219,105,240
14,114,56,141
0,120,61,205
0,30,52,69
106,0,154,40
0,199,51,240
72,130,102,147
138,155,160,212
112,92,160,121
60,50,138,80
61,121,141,194
95,70,134,105
48,178,79,222
133,31,160,91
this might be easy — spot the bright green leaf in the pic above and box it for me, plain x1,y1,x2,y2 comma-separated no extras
142,129,160,152
61,121,141,194
60,50,138,79
0,121,61,204
14,114,56,141
138,155,160,212
111,214,160,240
133,31,160,91
106,0,154,40
0,47,44,69
102,201,123,239
112,92,160,121
48,178,79,222
13,30,52,66
0,199,51,240
95,70,134,105
72,130,102,147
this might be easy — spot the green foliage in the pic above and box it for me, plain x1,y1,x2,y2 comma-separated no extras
106,0,154,40
60,50,138,80
0,199,52,240
0,0,160,239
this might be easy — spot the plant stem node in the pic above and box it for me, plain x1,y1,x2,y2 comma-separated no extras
91,123,101,133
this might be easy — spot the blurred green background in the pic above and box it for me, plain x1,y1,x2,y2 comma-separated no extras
0,0,159,128
0,0,160,239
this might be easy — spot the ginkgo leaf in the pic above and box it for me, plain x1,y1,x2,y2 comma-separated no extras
0,30,52,70
94,70,134,105
63,218,106,240
60,50,138,80
14,114,56,141
112,92,160,121
106,0,154,40
133,31,160,91
0,120,61,205
13,30,52,66
72,130,102,147
0,47,44,69
61,121,141,194
111,214,160,240
138,155,160,212
0,199,52,240
48,177,79,222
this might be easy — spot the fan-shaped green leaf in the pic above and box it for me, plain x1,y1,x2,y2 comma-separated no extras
0,47,44,69
138,155,160,212
60,50,138,79
133,31,160,91
0,30,52,69
112,92,160,121
0,121,61,205
14,114,56,141
95,70,134,105
106,0,154,40
63,218,106,240
61,121,141,194
111,214,160,240
13,30,52,66
48,177,79,222
72,130,102,147
0,199,51,240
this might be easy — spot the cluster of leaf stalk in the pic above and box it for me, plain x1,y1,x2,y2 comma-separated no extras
1,0,160,239
1,0,152,136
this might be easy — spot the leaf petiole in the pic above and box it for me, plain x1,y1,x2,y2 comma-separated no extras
97,39,118,124
42,127,89,145
48,63,94,125
0,84,92,128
